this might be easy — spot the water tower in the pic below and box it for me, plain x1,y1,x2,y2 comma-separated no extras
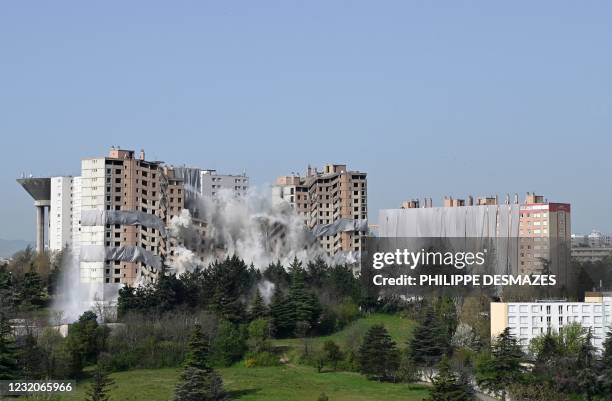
16,177,51,253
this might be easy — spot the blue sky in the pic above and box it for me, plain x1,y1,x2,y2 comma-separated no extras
1,1,611,241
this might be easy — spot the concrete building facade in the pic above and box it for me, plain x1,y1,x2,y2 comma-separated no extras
79,148,185,285
273,164,367,257
380,193,571,276
571,230,612,263
491,292,612,352
49,176,82,252
518,194,571,275
200,169,249,197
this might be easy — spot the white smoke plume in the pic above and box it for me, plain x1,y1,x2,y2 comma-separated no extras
257,280,276,304
167,187,330,273
51,250,120,324
50,186,337,323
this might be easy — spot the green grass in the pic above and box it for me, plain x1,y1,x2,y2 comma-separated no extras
51,314,423,401
54,364,429,401
272,313,417,351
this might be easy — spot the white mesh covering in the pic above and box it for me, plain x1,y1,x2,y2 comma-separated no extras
378,205,520,238
378,205,521,275
80,245,162,270
81,210,167,237
312,218,368,237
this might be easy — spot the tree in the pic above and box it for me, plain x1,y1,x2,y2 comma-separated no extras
270,288,293,338
64,311,107,378
576,330,600,401
19,269,46,308
322,340,342,371
207,256,251,323
409,308,449,377
425,356,474,401
317,393,329,401
602,329,612,394
507,382,569,401
85,364,115,401
288,258,320,331
433,297,458,340
250,289,268,320
263,260,290,288
211,320,246,367
173,367,226,401
397,350,419,383
247,318,271,354
358,324,399,381
18,333,44,379
173,324,227,401
184,323,211,371
475,328,524,401
0,313,18,380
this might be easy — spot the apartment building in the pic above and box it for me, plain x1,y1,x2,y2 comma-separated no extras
79,148,184,285
572,247,612,263
571,230,612,263
491,292,612,352
200,169,249,197
49,176,81,251
273,164,367,257
518,193,571,275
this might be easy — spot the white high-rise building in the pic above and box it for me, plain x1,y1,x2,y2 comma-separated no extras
49,176,81,252
71,176,82,256
79,158,106,282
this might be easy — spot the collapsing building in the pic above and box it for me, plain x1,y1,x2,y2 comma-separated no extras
272,163,368,265
18,148,349,289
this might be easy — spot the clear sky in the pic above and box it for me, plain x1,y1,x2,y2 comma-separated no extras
1,1,611,241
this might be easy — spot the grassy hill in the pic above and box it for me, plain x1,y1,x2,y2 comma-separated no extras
272,313,417,354
54,364,429,401
52,313,423,401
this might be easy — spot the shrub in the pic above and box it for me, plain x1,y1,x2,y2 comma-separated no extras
244,351,279,367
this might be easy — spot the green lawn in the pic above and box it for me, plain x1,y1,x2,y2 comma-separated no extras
50,313,424,401
54,364,429,401
272,313,417,351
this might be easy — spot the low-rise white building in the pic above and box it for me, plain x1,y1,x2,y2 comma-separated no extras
491,292,612,352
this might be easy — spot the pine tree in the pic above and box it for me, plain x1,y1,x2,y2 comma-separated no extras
250,289,268,320
0,313,18,380
173,324,227,401
184,323,211,371
576,330,600,401
425,356,474,401
358,324,399,381
263,260,290,288
270,288,293,337
19,269,46,308
289,259,314,323
409,308,449,370
602,329,612,394
85,365,115,401
173,367,226,401
475,328,524,401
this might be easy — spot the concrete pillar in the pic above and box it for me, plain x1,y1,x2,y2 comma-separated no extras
36,205,45,253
